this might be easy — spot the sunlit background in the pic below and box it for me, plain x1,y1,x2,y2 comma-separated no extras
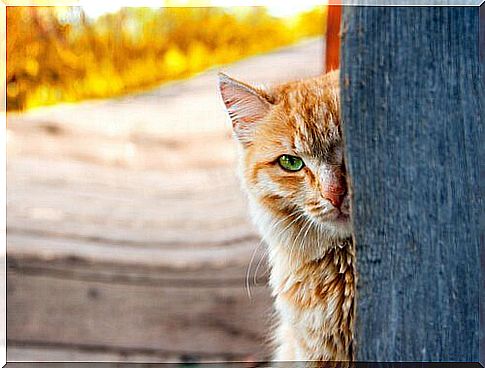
7,4,327,363
7,4,326,111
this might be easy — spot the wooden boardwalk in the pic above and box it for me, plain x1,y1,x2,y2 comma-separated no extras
7,38,324,363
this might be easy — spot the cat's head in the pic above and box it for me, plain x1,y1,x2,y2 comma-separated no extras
219,71,351,258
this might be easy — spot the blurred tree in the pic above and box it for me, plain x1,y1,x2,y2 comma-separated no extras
7,6,326,111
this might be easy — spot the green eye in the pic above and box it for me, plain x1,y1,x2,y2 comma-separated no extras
278,155,305,172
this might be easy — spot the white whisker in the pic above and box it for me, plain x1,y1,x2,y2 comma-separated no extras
253,246,269,286
273,210,305,242
299,217,315,253
245,237,265,299
289,216,312,263
245,210,297,298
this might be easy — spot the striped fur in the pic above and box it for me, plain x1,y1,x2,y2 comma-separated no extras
219,70,355,362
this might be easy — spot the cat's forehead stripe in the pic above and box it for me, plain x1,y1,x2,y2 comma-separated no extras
293,112,340,159
267,73,341,160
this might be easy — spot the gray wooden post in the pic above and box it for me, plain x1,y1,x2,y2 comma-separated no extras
340,7,482,361
480,5,484,365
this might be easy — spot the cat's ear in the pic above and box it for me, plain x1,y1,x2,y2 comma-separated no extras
218,72,272,147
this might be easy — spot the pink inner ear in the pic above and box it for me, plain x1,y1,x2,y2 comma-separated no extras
219,74,270,145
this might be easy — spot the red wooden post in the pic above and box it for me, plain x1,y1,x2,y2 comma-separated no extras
325,3,342,72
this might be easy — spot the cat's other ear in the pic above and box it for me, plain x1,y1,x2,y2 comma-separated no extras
218,72,272,147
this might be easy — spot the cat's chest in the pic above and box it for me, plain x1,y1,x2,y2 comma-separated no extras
271,247,355,313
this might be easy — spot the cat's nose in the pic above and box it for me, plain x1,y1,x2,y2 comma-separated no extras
322,175,347,209
320,163,347,209
325,192,345,209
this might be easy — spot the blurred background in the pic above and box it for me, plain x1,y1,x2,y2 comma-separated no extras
7,3,327,363
7,5,325,111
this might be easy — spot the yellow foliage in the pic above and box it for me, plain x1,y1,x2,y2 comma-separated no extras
7,6,327,111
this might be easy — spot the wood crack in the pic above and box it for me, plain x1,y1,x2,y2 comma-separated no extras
8,263,269,288
7,226,260,249
7,339,241,361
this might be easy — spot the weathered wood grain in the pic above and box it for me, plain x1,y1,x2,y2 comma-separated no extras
6,39,324,361
341,7,482,361
8,346,175,363
7,158,256,252
479,7,484,365
7,269,273,360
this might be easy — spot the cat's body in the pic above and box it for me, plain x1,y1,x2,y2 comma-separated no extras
219,70,355,361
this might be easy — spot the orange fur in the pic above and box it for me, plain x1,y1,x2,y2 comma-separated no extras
219,70,355,362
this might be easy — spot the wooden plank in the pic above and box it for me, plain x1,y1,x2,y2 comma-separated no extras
6,155,252,243
7,234,266,277
7,268,272,361
341,7,481,361
6,39,324,362
7,346,177,363
6,40,324,260
480,5,485,366
7,236,270,285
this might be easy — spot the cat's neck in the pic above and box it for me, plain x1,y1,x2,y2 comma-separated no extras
268,236,354,293
268,236,355,361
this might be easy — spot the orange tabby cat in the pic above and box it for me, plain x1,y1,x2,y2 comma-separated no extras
219,70,355,362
